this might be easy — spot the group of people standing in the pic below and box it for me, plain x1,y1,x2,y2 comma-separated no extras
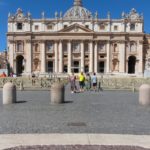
69,72,98,93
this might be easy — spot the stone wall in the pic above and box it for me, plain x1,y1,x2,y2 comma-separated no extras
0,77,150,90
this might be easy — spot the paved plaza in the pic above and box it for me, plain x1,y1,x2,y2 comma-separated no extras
0,86,150,134
1,85,150,149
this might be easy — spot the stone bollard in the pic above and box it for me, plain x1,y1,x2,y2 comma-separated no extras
139,84,150,106
51,82,64,104
20,81,24,91
3,82,16,105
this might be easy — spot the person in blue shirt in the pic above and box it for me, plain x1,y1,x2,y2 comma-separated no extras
91,72,97,91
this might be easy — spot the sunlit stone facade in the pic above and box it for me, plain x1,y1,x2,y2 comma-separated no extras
7,0,150,76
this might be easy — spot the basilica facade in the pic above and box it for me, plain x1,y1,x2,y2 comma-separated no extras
7,0,150,76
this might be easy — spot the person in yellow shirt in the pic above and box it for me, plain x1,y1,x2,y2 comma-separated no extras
79,72,85,92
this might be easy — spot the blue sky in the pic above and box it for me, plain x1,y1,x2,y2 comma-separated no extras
0,0,150,51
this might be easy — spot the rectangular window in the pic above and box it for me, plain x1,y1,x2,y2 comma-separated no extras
72,42,80,53
114,25,118,31
35,25,39,30
63,65,68,73
100,24,105,30
130,24,135,31
47,25,53,30
84,43,89,52
99,61,105,73
47,43,53,52
85,25,89,28
64,25,68,28
17,23,22,30
47,61,53,72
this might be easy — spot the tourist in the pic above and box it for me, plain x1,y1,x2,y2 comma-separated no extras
10,72,13,77
79,72,85,92
85,73,91,91
31,72,36,86
69,73,76,93
91,72,97,91
0,72,7,77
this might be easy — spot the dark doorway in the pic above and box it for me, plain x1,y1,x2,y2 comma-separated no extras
128,56,136,74
98,61,105,73
47,61,53,72
85,65,89,73
63,65,68,73
16,55,24,75
72,61,80,73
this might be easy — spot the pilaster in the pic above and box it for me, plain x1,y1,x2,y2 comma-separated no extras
8,40,15,73
54,41,58,73
81,41,84,72
119,41,126,73
89,41,94,73
40,40,46,73
26,39,32,74
106,41,110,73
68,40,72,74
138,40,143,75
94,41,98,73
59,40,63,73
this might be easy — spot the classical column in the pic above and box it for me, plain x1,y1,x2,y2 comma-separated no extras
94,41,98,73
40,41,46,73
59,40,63,73
106,41,110,73
54,41,58,73
8,40,14,73
26,40,32,74
138,40,143,75
81,41,84,72
89,41,94,73
68,40,72,74
119,41,125,73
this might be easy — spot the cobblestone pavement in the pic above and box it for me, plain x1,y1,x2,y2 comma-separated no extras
5,145,150,150
0,85,150,134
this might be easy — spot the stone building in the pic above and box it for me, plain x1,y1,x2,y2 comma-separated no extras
7,0,150,76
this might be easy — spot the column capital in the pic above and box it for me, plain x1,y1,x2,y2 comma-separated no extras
26,39,32,43
39,40,45,44
8,40,15,44
68,39,72,43
139,40,144,44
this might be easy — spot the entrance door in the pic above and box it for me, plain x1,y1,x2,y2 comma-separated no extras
128,56,136,74
73,61,80,73
16,55,24,75
47,61,53,73
98,61,105,73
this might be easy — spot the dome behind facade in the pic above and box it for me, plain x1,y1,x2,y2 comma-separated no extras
63,0,92,19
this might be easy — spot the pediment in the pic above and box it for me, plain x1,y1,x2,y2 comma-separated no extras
58,23,94,33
